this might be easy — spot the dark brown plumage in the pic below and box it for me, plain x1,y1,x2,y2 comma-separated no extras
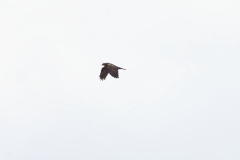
99,63,126,80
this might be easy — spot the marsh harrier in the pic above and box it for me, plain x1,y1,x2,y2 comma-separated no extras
99,63,126,80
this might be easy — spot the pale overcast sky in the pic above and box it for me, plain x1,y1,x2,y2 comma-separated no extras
0,0,240,159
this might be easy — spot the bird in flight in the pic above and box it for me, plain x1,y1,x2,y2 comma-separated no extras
99,63,126,80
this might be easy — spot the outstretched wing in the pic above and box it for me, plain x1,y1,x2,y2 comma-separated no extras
107,65,119,78
99,67,109,80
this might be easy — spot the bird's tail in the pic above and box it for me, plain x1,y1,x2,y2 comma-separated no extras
120,68,126,70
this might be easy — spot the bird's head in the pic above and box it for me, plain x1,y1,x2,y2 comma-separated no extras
102,63,108,67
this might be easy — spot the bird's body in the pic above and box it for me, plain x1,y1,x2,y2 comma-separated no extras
99,63,126,80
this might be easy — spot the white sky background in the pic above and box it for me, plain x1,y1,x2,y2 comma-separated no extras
0,0,240,159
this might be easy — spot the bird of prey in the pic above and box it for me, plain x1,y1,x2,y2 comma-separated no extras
99,63,126,80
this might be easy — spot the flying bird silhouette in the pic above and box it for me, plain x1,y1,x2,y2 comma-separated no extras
99,63,126,80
